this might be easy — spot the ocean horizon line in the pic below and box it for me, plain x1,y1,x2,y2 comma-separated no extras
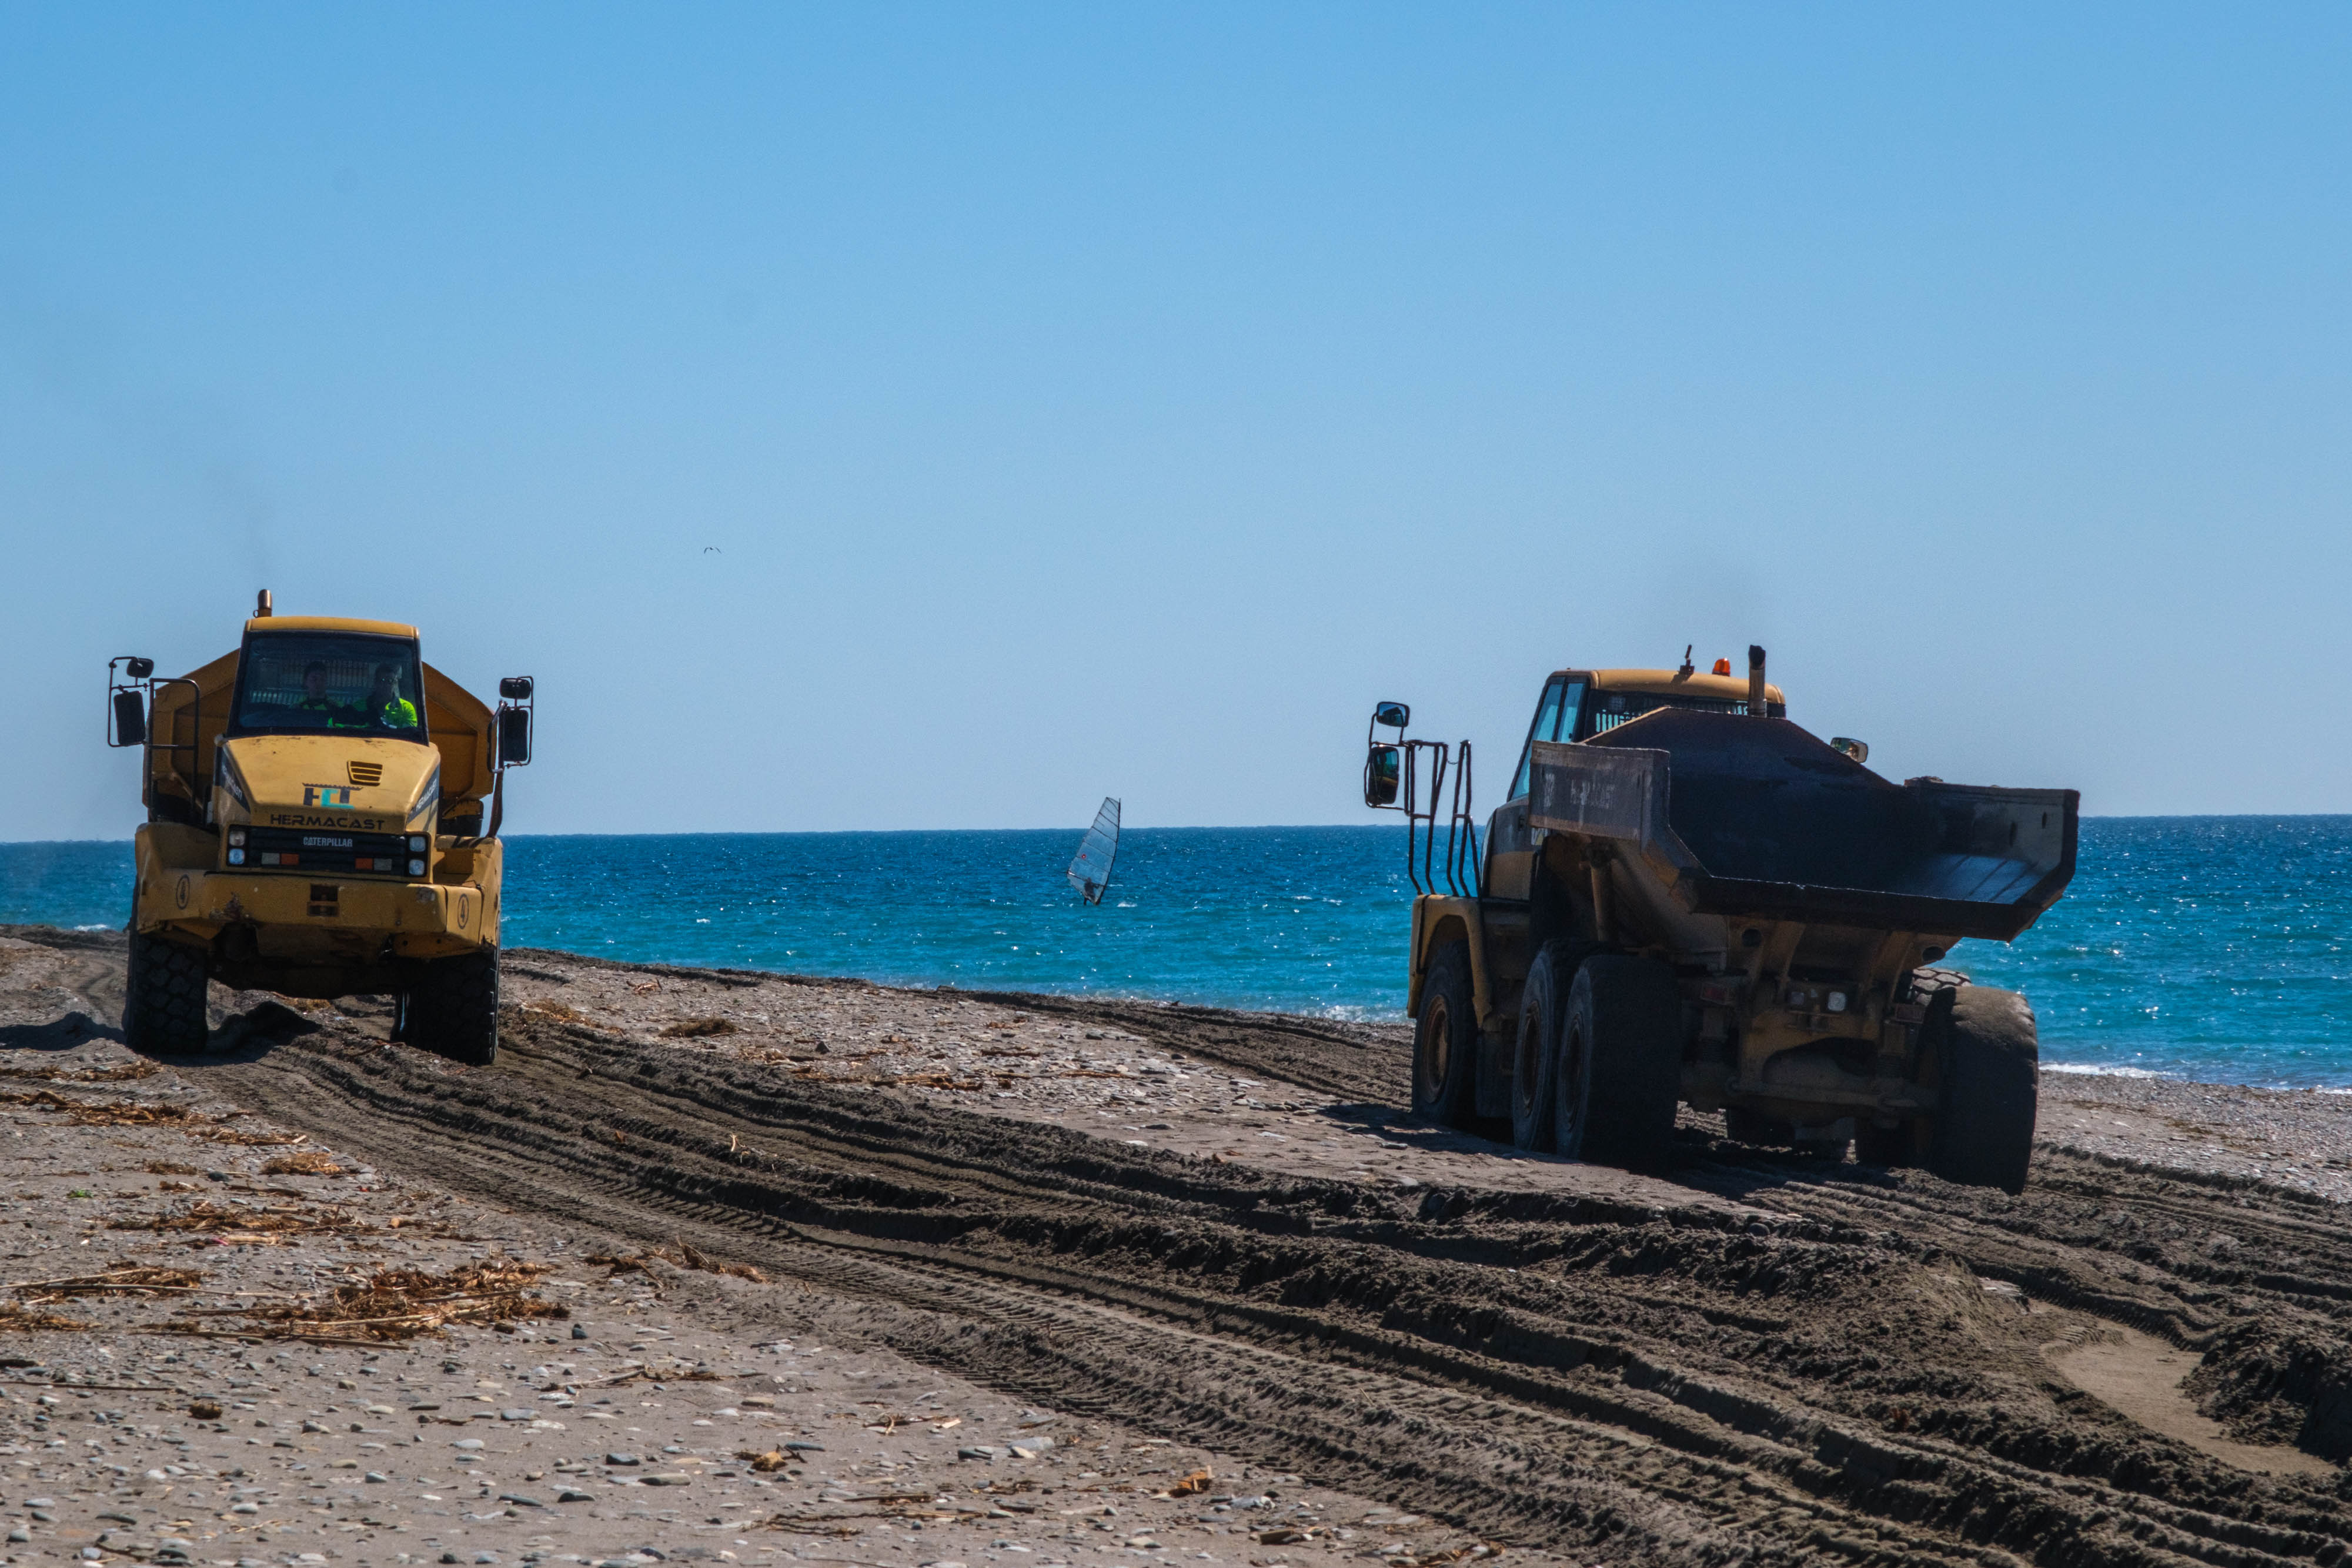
12,808,2352,848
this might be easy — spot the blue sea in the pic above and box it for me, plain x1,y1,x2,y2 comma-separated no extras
6,819,2352,1090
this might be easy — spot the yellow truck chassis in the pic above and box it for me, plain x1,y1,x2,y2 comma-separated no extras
132,823,502,998
1371,649,2077,1193
108,597,533,1062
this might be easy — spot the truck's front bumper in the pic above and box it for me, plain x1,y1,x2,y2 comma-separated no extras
134,856,496,959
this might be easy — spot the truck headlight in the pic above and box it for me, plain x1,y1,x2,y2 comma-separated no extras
409,835,426,852
1826,991,1849,1014
228,849,246,866
228,829,246,847
408,858,426,876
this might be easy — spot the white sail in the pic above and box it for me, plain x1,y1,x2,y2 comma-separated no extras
1067,797,1121,905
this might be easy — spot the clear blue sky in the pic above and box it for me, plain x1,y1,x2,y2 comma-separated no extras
6,5,2350,840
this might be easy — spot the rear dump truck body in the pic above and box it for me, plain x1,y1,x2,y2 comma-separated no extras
111,599,533,1064
1378,653,2077,1192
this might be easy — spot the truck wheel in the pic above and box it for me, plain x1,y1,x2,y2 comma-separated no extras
1509,942,1574,1151
1860,967,1966,1168
407,949,500,1066
1558,955,1683,1169
123,928,209,1055
1412,941,1477,1128
1925,984,2038,1194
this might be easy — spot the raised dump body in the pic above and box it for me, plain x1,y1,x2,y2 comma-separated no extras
1530,710,2076,940
1370,648,2079,1193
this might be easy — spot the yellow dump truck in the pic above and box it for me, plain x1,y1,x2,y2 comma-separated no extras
1365,648,2077,1192
107,591,534,1064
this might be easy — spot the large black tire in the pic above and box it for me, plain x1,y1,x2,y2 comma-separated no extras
1556,955,1683,1169
1853,968,1969,1168
1511,941,1597,1151
1411,941,1478,1127
1509,944,1565,1151
407,948,500,1066
123,927,209,1055
1926,982,2038,1194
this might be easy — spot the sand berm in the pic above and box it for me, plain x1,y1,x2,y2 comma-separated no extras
0,924,2347,1568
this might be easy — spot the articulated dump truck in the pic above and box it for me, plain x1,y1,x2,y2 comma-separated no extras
107,592,535,1065
1365,648,2077,1193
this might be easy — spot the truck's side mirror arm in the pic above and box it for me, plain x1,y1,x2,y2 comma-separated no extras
1359,698,1479,896
495,675,536,768
475,675,537,843
107,656,161,748
1364,700,1409,808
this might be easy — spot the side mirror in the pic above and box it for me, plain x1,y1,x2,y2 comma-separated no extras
499,676,535,701
498,706,532,765
111,690,148,748
1830,737,1869,764
1364,744,1402,808
125,657,155,680
1372,701,1408,731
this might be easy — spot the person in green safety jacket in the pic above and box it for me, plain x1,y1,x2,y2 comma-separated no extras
363,663,420,731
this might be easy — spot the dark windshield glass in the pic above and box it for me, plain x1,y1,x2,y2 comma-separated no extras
1511,678,1586,798
1583,688,1783,736
228,633,426,740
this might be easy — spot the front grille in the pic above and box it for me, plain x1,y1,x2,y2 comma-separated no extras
346,761,385,787
242,825,414,875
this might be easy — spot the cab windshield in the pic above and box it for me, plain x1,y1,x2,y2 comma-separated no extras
226,633,427,741
1511,678,1586,797
1588,687,1780,733
1508,678,1791,797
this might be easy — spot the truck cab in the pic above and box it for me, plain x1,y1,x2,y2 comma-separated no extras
1484,664,1786,906
213,617,442,877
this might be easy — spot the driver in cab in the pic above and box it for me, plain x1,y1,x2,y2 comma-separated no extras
293,661,348,724
365,663,419,731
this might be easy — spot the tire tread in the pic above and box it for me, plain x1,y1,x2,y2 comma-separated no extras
123,928,209,1055
1412,942,1476,1127
1573,955,1683,1171
409,948,500,1066
1927,982,2038,1193
1509,942,1573,1151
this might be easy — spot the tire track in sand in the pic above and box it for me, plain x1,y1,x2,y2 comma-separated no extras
169,1002,2351,1568
15,928,2347,1568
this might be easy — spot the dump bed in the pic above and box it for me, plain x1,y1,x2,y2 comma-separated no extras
1527,708,2077,940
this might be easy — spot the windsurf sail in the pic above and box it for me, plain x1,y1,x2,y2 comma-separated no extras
1067,797,1121,905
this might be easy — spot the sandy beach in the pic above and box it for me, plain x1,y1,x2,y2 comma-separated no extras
0,924,2344,1568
